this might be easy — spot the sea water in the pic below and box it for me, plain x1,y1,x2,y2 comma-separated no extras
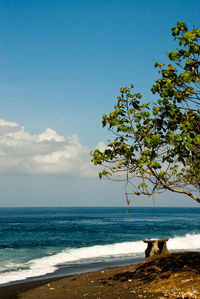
0,207,199,285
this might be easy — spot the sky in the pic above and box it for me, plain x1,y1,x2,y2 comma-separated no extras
0,0,199,207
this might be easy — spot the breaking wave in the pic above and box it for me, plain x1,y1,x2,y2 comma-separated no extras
0,233,199,285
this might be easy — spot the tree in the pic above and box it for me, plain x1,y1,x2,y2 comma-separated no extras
92,21,200,204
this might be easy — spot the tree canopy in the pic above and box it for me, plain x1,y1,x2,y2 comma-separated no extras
92,21,200,205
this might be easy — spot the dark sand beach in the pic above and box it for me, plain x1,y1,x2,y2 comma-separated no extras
0,252,200,299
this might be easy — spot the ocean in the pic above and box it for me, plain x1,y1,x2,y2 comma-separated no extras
0,207,199,286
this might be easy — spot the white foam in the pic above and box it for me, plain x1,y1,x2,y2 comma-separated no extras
168,233,200,250
0,241,145,285
0,233,199,285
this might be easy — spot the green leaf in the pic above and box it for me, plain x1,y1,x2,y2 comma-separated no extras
92,21,200,205
102,169,107,175
181,71,193,83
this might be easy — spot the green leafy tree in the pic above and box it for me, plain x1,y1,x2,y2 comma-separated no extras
92,21,200,204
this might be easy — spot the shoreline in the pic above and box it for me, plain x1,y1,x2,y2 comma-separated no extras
0,264,161,299
0,255,144,288
0,251,200,299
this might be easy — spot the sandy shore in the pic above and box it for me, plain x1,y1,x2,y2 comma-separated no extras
0,252,200,299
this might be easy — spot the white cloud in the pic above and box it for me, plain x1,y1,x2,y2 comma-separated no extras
95,141,107,152
38,128,65,142
0,119,19,128
0,119,104,177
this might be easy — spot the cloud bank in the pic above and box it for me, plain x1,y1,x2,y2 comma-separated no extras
0,119,102,177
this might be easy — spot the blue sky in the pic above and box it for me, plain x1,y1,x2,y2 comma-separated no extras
0,0,199,207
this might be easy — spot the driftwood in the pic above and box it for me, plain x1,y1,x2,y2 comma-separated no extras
143,238,169,258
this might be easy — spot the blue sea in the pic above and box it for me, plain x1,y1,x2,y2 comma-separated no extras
0,207,199,286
